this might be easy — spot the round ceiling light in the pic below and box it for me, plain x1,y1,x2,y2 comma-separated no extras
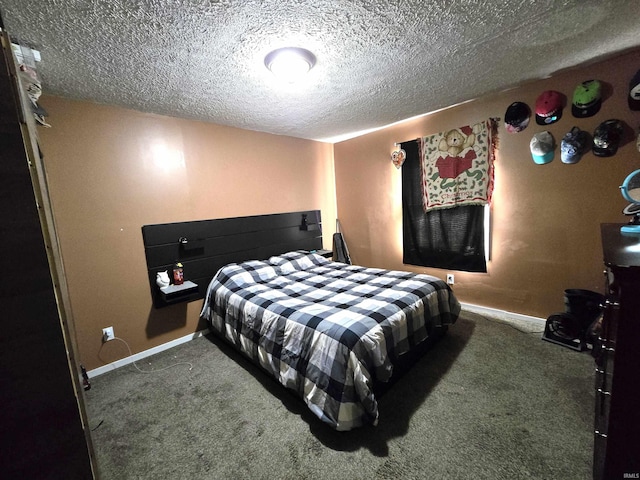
264,47,316,83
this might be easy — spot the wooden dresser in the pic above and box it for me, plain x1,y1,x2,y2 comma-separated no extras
593,224,640,479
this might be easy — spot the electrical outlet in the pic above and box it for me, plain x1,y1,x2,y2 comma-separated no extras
446,274,455,285
102,326,115,342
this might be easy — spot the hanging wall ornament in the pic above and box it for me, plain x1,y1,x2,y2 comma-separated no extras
391,146,406,169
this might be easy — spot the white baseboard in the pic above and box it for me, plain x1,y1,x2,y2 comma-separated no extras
88,328,210,378
88,304,544,378
460,302,546,327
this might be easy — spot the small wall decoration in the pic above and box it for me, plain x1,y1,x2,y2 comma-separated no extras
420,118,498,212
391,145,406,169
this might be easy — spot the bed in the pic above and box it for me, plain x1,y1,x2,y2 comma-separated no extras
199,250,460,431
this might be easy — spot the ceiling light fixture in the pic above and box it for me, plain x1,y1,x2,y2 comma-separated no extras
264,47,316,83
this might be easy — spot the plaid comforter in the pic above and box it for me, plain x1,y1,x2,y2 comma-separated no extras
200,251,460,431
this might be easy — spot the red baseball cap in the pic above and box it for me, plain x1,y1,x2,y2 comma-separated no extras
535,90,564,125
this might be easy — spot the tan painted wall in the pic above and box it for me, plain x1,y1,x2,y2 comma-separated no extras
334,49,640,319
38,97,336,370
36,48,640,369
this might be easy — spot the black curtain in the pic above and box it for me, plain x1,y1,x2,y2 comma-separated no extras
401,140,487,273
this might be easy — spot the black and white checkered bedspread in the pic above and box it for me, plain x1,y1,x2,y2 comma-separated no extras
200,251,460,431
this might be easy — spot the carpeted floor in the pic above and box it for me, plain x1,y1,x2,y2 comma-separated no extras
85,310,595,479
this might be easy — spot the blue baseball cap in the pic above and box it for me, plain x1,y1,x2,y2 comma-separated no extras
561,127,589,164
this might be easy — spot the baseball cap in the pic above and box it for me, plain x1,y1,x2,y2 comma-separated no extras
530,131,555,164
572,80,602,118
535,90,563,125
561,127,589,164
629,69,640,111
504,102,530,133
593,119,623,157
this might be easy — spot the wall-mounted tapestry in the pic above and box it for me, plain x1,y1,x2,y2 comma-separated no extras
420,118,498,212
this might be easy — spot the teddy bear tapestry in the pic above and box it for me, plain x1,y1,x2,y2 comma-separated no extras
420,118,498,212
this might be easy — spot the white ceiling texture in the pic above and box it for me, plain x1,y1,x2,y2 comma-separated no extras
1,0,640,142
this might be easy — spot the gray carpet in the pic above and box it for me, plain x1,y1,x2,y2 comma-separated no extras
85,310,595,479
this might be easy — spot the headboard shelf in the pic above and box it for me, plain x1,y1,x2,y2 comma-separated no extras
142,210,323,308
158,280,200,305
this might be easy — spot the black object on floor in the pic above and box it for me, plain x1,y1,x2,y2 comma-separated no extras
543,289,604,351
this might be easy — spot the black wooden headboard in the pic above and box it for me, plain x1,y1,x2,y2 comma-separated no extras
142,210,323,308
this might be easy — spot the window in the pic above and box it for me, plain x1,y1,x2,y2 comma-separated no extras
401,140,488,273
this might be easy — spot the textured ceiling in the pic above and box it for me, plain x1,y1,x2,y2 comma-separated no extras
1,0,640,142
